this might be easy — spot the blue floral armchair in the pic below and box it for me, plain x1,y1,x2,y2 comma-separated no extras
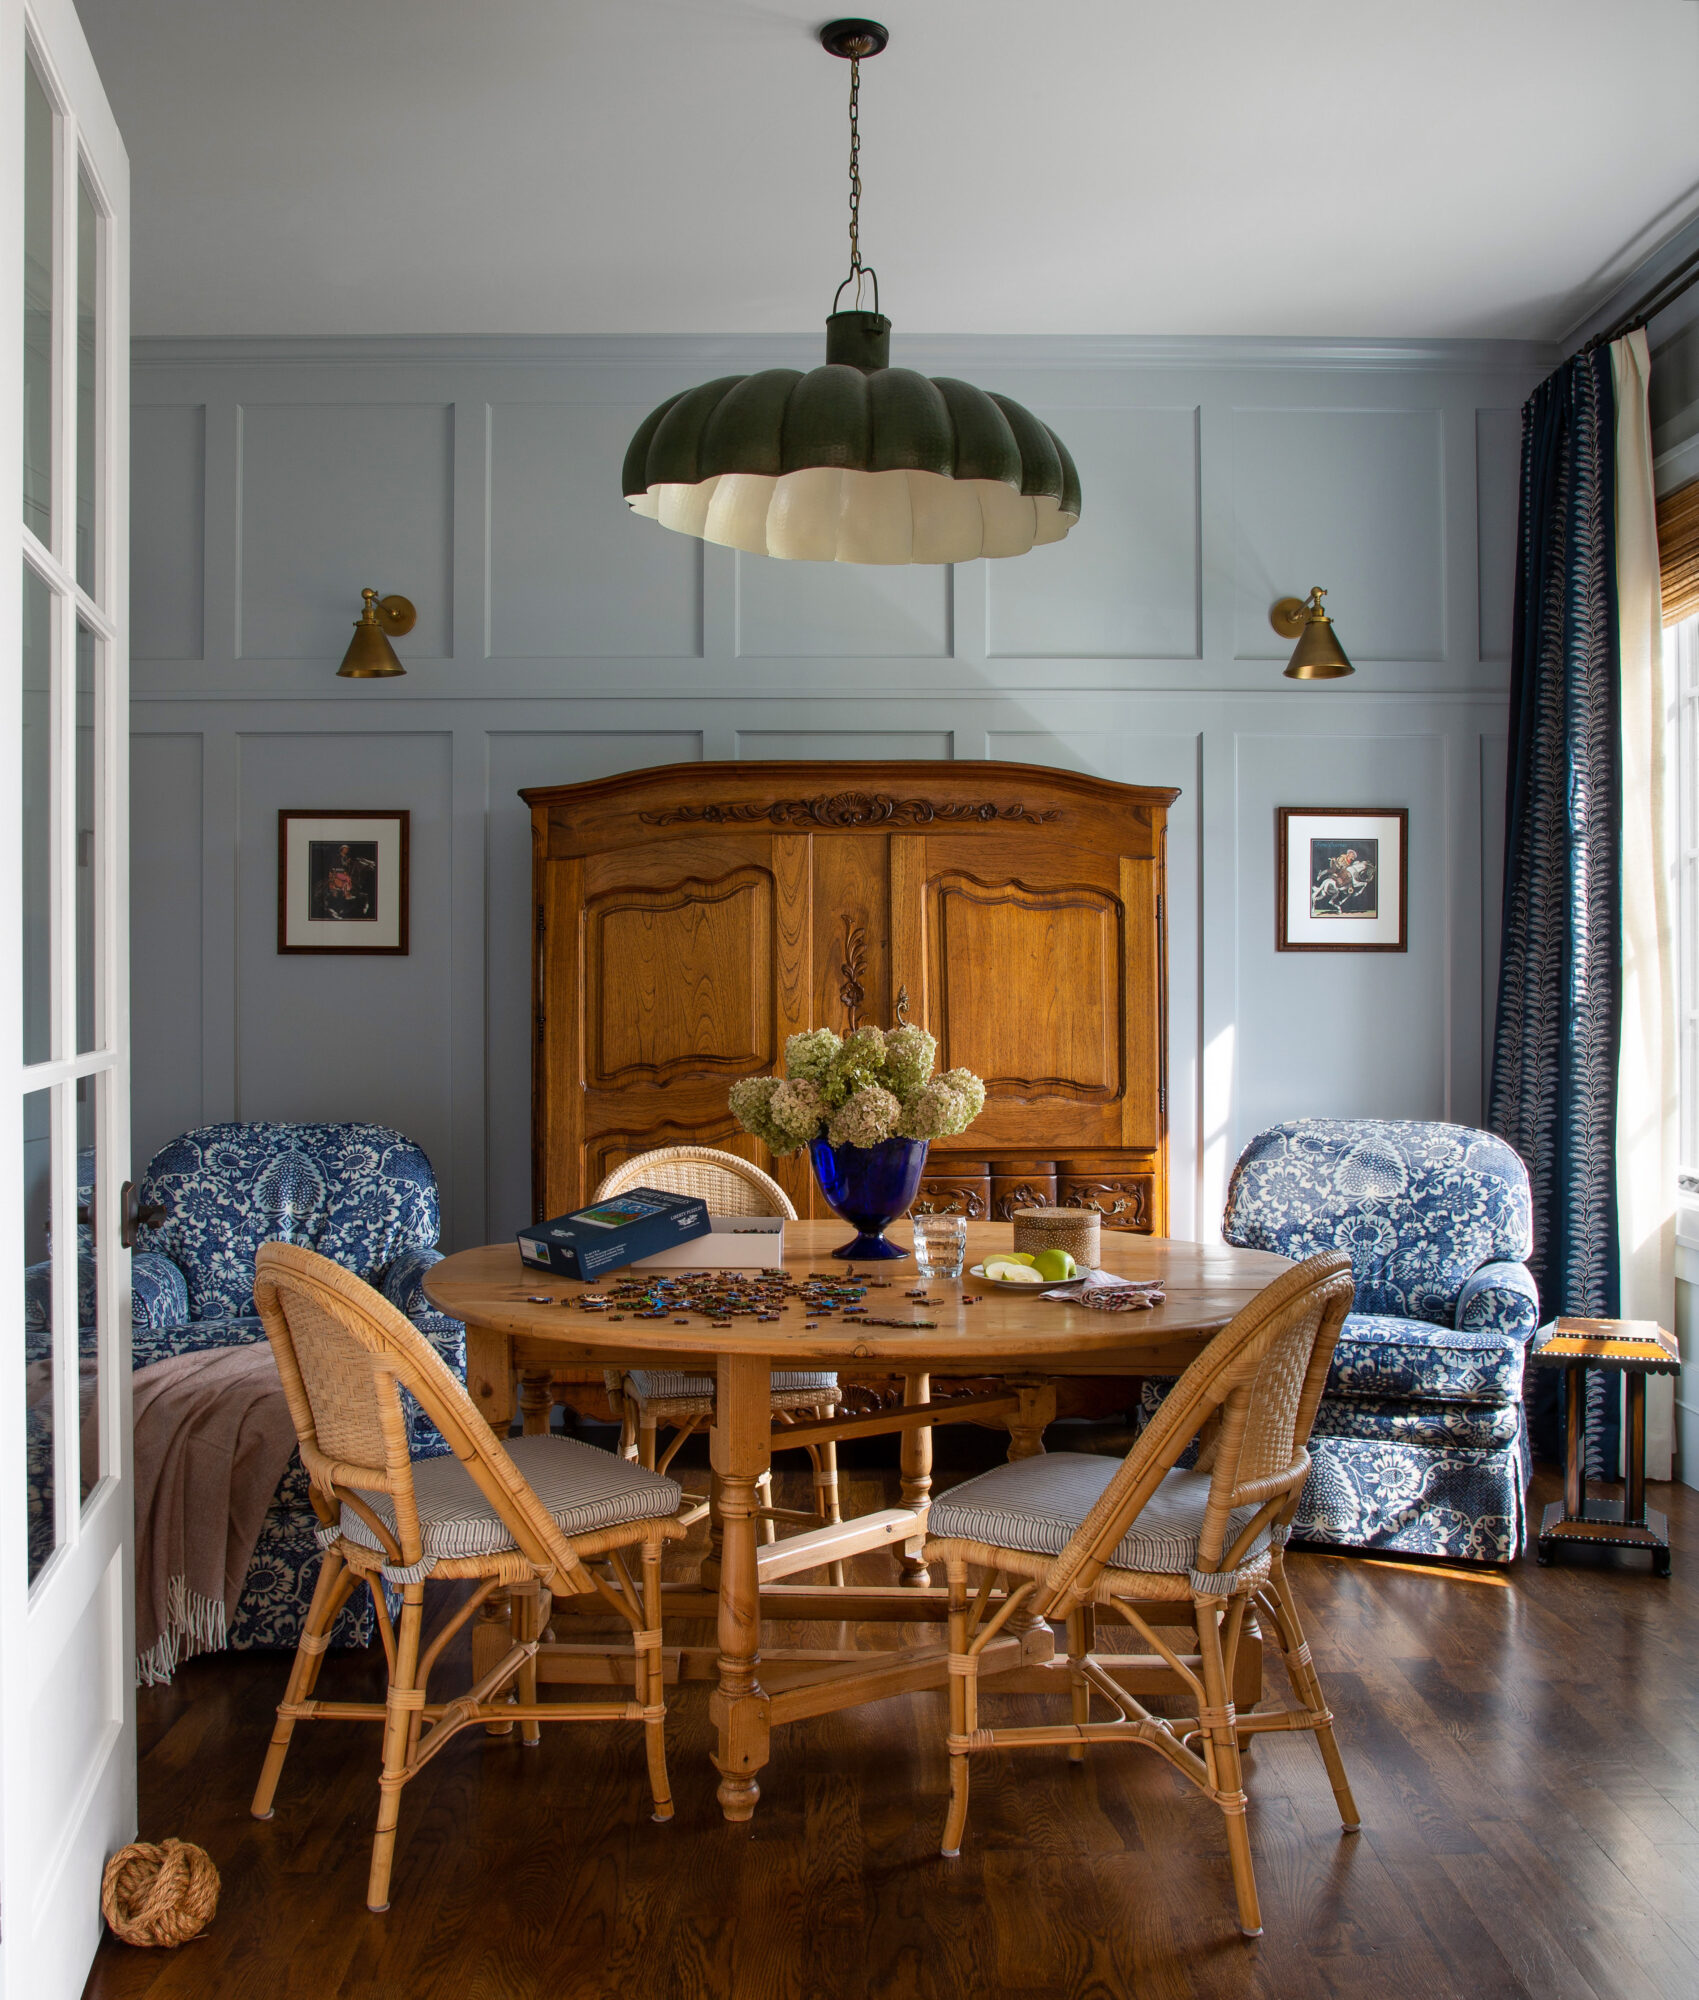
28,1122,465,1655
1143,1119,1539,1562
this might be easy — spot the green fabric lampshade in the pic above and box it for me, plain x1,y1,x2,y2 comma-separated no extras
623,312,1081,565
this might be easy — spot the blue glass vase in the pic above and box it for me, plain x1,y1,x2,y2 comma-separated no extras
807,1135,930,1261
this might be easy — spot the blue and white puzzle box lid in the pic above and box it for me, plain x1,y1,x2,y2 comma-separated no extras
516,1186,711,1280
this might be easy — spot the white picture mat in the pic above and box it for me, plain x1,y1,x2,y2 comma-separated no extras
1284,812,1404,947
282,816,404,948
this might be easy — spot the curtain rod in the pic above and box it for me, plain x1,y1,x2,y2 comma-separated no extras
1583,241,1699,353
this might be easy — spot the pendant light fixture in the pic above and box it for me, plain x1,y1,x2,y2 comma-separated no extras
622,19,1080,565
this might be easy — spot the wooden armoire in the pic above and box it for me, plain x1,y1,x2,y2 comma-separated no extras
526,762,1176,1234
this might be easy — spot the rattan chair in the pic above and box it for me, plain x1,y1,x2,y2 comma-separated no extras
595,1147,846,1570
924,1251,1360,1939
248,1242,688,1912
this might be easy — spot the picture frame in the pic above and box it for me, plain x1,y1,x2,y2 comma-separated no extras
1276,806,1407,953
277,810,410,955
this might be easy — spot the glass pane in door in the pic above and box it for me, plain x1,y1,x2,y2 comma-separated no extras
23,1087,58,1584
76,1074,101,1503
23,56,53,542
76,621,96,1052
76,171,97,594
23,563,52,1064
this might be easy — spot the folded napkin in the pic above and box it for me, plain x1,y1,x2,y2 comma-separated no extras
1042,1268,1166,1311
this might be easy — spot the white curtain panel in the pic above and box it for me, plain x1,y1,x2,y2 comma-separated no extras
1613,327,1676,1478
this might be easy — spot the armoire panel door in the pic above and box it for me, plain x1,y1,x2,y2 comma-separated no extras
904,829,1160,1153
539,830,814,1214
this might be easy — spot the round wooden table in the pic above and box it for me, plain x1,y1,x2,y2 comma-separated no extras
425,1221,1291,1820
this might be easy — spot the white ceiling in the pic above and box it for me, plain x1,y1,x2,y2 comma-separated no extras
77,0,1699,342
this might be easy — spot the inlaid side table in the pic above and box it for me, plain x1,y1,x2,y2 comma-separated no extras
1531,1317,1680,1576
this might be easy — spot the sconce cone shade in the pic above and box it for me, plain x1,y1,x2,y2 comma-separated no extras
1272,589,1354,680
336,590,415,678
1284,612,1354,680
623,312,1081,564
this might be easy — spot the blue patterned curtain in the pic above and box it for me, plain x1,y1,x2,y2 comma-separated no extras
1488,347,1621,1473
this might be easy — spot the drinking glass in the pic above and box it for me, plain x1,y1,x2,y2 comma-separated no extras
912,1212,968,1279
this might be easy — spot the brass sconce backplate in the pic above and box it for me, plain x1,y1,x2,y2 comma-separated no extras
1269,596,1310,640
373,594,417,636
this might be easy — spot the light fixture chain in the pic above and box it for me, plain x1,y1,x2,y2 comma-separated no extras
847,54,863,299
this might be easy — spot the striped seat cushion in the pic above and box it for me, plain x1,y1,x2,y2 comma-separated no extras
335,1435,681,1568
929,1453,1268,1577
625,1368,838,1404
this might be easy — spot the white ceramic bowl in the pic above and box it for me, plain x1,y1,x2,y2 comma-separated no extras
968,1262,1089,1292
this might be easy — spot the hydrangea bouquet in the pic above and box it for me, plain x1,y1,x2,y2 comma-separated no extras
730,1026,985,1259
730,1026,984,1155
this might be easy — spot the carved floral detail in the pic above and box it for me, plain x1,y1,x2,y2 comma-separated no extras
913,1184,988,1220
838,916,868,1031
638,792,1063,830
1060,1179,1151,1230
993,1183,1053,1222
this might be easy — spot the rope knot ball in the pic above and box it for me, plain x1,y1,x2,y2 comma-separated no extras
101,1839,220,1946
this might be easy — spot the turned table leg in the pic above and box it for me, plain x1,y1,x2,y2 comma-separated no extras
518,1368,555,1437
1005,1380,1056,1462
709,1353,772,1822
898,1371,932,1586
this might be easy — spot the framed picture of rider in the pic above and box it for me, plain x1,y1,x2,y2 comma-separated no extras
277,810,410,954
1276,806,1407,952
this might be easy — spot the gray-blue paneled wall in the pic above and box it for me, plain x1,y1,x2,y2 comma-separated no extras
129,333,1550,1252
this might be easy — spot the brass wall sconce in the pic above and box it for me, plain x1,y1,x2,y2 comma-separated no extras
1269,587,1354,680
336,588,416,679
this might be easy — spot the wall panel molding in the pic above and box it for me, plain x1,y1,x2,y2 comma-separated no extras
127,337,1542,1252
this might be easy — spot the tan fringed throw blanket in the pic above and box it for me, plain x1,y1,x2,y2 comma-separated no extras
125,1343,299,1687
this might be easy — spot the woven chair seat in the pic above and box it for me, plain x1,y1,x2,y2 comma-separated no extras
329,1435,681,1578
624,1366,838,1415
928,1454,1270,1579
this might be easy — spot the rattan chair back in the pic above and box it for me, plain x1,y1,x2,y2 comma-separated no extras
593,1145,797,1219
253,1242,595,1593
1041,1251,1353,1610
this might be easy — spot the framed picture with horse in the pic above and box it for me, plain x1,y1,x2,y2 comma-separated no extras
1276,806,1407,952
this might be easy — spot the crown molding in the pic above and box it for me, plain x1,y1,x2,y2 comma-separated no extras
1560,205,1699,357
130,331,1559,376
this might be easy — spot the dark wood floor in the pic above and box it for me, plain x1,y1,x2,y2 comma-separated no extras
84,1461,1699,2000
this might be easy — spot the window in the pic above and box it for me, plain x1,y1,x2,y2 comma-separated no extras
1676,611,1699,1200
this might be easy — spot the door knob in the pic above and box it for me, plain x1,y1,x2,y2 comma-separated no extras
119,1181,168,1249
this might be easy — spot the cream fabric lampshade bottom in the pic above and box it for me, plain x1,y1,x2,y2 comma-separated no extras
629,466,1076,564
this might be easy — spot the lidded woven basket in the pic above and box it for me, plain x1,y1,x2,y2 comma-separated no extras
1011,1206,1100,1269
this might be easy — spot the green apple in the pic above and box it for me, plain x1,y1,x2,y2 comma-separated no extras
1034,1248,1077,1283
985,1260,1042,1284
1005,1251,1038,1266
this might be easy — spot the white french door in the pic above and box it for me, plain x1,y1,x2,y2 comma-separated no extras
1,1,132,1993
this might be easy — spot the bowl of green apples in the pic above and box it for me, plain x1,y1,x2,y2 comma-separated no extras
969,1248,1087,1290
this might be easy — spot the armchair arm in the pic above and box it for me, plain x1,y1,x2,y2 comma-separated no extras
24,1253,102,1360
379,1244,444,1319
23,1258,52,1363
398,1300,465,1464
1456,1261,1539,1342
131,1252,190,1331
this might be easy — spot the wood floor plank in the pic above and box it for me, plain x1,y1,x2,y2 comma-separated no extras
81,1466,1699,2000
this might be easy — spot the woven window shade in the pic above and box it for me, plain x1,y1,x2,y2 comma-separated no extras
1658,477,1699,626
